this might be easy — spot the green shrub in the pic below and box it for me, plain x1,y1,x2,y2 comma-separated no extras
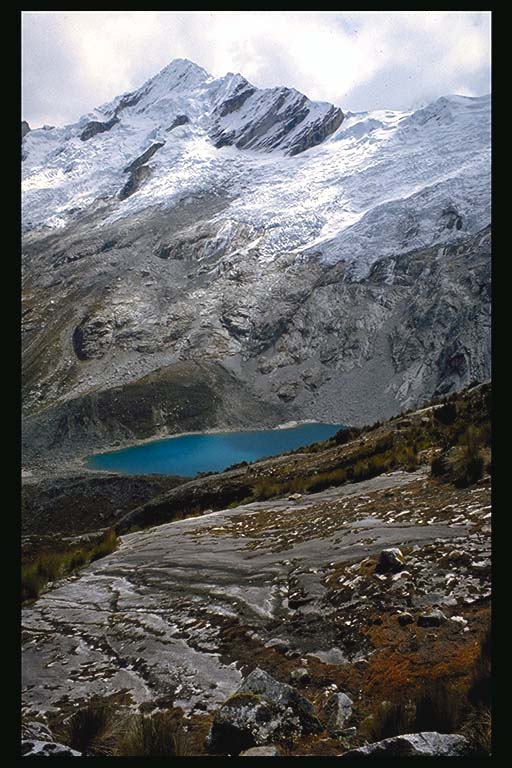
252,479,285,500
453,435,485,486
66,549,88,570
36,554,63,582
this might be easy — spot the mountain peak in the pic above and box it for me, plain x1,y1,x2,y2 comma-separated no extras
149,58,210,87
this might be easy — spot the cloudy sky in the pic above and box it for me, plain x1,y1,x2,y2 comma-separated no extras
22,10,491,127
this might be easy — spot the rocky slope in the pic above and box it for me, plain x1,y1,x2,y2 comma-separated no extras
22,60,491,465
21,384,492,756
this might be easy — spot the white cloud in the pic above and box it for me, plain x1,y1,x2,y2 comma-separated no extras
22,10,491,126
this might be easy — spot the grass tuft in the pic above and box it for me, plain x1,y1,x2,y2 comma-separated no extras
57,701,117,756
115,711,189,756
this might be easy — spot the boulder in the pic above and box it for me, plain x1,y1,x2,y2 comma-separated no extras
324,691,353,734
238,668,321,734
206,692,278,755
375,548,405,574
397,611,414,626
21,740,82,757
417,609,447,627
240,745,280,756
206,668,322,755
340,731,471,757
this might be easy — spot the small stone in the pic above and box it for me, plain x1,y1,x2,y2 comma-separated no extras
288,493,303,500
265,638,288,652
375,548,405,574
450,615,468,627
289,667,311,685
417,609,447,627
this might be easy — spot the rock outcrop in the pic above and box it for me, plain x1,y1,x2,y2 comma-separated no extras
80,116,119,141
209,76,344,155
167,114,190,131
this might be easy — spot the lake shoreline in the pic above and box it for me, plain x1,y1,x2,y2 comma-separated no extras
86,421,345,477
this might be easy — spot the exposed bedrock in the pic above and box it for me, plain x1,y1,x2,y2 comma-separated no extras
287,104,345,155
209,78,344,155
21,465,491,733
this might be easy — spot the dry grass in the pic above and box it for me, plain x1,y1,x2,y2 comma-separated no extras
55,701,121,756
55,701,190,757
115,711,189,756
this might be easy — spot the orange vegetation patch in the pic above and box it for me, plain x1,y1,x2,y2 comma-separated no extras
361,605,490,702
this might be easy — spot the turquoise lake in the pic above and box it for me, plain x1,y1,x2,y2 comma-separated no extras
87,423,344,477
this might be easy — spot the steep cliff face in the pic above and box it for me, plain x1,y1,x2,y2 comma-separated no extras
21,59,490,460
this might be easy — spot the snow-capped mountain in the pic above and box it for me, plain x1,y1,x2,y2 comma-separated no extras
21,59,491,464
23,59,489,276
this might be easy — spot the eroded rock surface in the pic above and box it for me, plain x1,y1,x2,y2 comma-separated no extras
22,468,491,739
